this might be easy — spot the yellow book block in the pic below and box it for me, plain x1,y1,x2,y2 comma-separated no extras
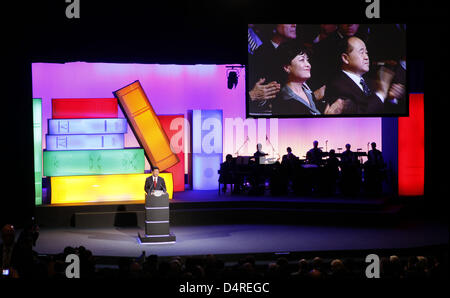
51,173,173,205
113,81,179,171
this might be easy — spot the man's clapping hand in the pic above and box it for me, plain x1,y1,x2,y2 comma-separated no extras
387,83,405,100
249,78,281,101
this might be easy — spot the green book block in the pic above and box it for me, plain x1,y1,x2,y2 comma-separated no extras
43,149,145,176
33,98,42,205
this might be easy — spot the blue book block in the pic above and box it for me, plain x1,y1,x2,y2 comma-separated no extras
48,118,128,135
46,134,124,150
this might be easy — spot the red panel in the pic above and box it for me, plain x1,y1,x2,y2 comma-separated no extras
52,98,118,119
398,94,424,196
158,115,185,192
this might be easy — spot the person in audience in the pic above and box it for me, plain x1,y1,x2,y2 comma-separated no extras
272,40,321,116
0,224,20,278
330,259,347,278
309,24,366,91
291,259,309,279
389,255,404,278
248,24,297,114
312,24,338,45
324,37,402,115
309,257,324,279
323,36,393,115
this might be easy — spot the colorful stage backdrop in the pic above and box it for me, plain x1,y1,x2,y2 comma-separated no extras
32,62,385,204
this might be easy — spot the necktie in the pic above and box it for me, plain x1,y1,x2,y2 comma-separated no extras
154,178,157,188
360,78,371,96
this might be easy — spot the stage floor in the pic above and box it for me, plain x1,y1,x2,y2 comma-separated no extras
34,218,448,258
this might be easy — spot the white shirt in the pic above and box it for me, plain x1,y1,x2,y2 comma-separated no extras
152,176,158,184
270,40,280,49
342,70,385,103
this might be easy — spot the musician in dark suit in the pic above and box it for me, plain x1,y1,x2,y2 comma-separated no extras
145,167,167,195
365,142,385,195
324,36,389,115
306,141,324,165
340,144,362,195
281,147,298,164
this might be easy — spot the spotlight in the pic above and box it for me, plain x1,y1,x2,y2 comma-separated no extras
227,71,238,89
226,65,244,89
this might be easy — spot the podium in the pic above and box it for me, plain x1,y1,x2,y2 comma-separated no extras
138,191,176,244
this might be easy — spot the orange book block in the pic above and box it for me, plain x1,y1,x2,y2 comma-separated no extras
113,81,179,171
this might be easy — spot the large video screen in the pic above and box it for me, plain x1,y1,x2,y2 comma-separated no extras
247,24,407,117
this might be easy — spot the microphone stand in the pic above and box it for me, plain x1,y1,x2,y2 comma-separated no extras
266,135,279,161
235,137,250,156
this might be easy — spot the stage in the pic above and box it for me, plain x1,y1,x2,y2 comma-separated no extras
33,190,448,259
35,190,403,228
34,220,448,258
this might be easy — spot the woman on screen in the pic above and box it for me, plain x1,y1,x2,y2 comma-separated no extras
272,41,321,116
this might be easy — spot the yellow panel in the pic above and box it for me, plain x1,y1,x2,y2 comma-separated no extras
113,81,179,171
51,173,173,205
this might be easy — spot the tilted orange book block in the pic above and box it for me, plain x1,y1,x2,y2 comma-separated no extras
113,81,179,171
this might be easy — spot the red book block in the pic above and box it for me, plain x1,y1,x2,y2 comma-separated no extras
398,94,424,196
52,98,118,119
158,115,185,192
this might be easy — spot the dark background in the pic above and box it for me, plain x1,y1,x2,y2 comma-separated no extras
1,0,446,227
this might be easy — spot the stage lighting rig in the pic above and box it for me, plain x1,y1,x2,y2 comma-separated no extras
226,65,244,89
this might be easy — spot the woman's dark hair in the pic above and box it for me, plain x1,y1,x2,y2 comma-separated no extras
276,40,311,83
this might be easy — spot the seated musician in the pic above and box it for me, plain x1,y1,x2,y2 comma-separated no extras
252,143,268,164
306,140,323,165
323,149,340,194
281,147,298,164
219,154,235,193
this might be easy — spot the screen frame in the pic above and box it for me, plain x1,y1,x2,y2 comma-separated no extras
245,23,410,119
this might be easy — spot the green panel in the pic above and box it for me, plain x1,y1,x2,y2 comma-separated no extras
43,148,145,176
33,98,42,205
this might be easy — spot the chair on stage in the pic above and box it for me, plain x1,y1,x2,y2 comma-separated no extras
218,177,234,195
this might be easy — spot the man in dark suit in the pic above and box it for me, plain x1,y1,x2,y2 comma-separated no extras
324,36,388,115
248,24,296,114
309,24,367,91
145,167,167,195
306,141,324,165
365,142,385,195
281,147,298,164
